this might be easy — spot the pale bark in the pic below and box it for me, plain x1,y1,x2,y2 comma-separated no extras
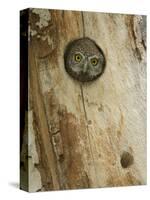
20,9,146,192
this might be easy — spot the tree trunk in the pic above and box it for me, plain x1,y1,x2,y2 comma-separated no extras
20,8,146,192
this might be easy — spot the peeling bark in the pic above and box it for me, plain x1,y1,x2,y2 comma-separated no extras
20,9,146,192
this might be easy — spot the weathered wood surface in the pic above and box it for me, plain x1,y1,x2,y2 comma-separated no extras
20,9,146,192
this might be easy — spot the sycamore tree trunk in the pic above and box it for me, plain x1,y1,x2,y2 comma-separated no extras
20,8,146,192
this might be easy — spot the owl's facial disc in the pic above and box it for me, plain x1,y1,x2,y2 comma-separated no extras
64,37,106,82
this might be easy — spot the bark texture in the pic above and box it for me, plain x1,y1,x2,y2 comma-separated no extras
20,8,146,192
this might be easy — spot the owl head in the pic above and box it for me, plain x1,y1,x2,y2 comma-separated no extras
64,37,106,82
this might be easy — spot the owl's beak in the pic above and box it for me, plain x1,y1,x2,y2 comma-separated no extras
83,61,88,73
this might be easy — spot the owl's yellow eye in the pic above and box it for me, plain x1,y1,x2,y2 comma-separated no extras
74,54,82,62
91,58,98,66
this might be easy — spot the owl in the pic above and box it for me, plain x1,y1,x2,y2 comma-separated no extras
64,37,106,82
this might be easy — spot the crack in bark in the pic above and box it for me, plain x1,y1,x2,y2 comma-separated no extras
142,39,146,51
51,130,60,136
81,12,85,37
130,18,142,62
80,84,88,121
29,46,60,190
80,84,99,186
61,10,65,18
129,16,146,62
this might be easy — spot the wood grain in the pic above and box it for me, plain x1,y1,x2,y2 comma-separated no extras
20,9,146,192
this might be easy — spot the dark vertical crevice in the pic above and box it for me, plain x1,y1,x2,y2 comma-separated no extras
129,16,146,62
80,84,88,121
80,84,99,186
81,12,85,37
61,10,65,18
140,16,147,50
